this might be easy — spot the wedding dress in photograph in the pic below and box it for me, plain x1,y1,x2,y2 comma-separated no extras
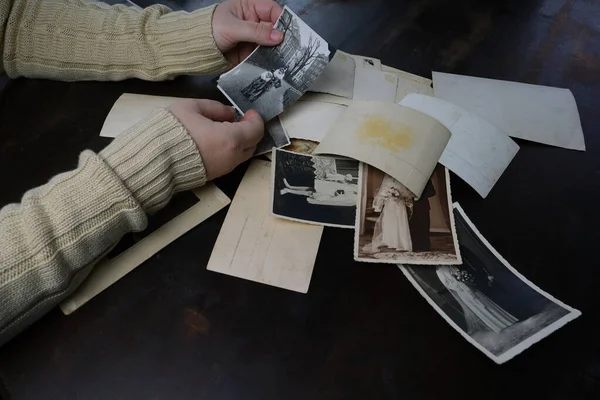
436,266,518,334
369,175,414,252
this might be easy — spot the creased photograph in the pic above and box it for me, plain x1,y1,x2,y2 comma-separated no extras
355,163,461,265
217,6,332,122
271,148,359,228
400,203,581,364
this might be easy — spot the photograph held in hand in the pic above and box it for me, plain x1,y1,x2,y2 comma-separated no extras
401,204,581,364
217,6,332,122
271,148,359,228
355,163,461,265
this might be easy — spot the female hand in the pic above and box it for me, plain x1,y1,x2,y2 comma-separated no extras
170,100,264,181
212,0,284,65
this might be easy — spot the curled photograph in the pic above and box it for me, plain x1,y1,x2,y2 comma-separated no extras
217,6,332,122
401,204,581,364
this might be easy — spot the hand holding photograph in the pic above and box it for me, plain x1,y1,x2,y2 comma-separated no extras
400,204,581,364
271,148,360,228
355,163,461,265
217,6,332,122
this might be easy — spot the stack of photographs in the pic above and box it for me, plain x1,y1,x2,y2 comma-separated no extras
211,5,582,363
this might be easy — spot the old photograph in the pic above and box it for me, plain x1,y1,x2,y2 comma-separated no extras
271,148,359,228
217,6,332,122
255,117,291,156
400,204,581,364
355,164,461,265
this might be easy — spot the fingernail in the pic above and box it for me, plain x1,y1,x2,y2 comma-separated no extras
270,30,283,41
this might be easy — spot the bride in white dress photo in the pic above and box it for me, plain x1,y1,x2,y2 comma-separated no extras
436,265,518,334
368,174,415,252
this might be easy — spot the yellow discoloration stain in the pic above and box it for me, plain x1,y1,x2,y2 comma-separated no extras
338,52,348,61
384,73,396,83
357,114,413,151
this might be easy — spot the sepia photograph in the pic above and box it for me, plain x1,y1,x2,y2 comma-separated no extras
355,163,461,265
217,6,332,122
400,204,581,364
271,148,359,228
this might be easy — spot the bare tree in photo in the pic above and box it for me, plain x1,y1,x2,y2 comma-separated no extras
287,35,320,81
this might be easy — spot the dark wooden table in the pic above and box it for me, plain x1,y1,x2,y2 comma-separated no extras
1,0,599,398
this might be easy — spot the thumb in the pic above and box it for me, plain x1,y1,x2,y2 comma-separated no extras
234,110,265,148
234,20,283,47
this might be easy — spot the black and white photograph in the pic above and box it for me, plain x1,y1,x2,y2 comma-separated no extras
401,204,581,364
271,148,359,228
217,6,332,122
255,117,291,156
355,164,461,265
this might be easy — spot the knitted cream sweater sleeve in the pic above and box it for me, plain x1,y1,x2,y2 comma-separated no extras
0,108,207,346
0,0,231,80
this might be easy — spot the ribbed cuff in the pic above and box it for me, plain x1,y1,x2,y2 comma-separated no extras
151,4,232,76
99,109,207,214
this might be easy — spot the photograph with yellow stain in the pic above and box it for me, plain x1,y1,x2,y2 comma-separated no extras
355,163,461,265
313,101,450,200
356,113,414,151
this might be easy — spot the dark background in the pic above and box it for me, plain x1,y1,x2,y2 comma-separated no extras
272,149,357,227
0,0,599,399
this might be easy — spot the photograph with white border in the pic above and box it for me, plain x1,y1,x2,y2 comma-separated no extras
355,163,461,265
217,6,331,122
400,203,581,364
271,148,359,228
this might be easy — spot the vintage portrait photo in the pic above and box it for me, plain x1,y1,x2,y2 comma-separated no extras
401,204,581,364
355,164,461,264
271,148,359,228
217,6,332,122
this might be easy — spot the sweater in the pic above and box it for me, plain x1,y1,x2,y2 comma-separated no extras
0,0,231,347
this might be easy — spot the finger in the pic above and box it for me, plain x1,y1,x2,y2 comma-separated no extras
192,99,236,122
233,19,283,47
229,109,265,148
253,0,283,23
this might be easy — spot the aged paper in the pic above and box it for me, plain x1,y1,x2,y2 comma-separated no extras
300,92,353,106
401,203,581,364
100,93,183,138
264,139,319,161
309,50,355,98
400,94,520,198
381,65,434,102
353,68,398,102
351,55,382,69
355,163,461,265
59,184,231,315
313,101,451,199
207,160,323,294
279,100,347,142
432,72,586,151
